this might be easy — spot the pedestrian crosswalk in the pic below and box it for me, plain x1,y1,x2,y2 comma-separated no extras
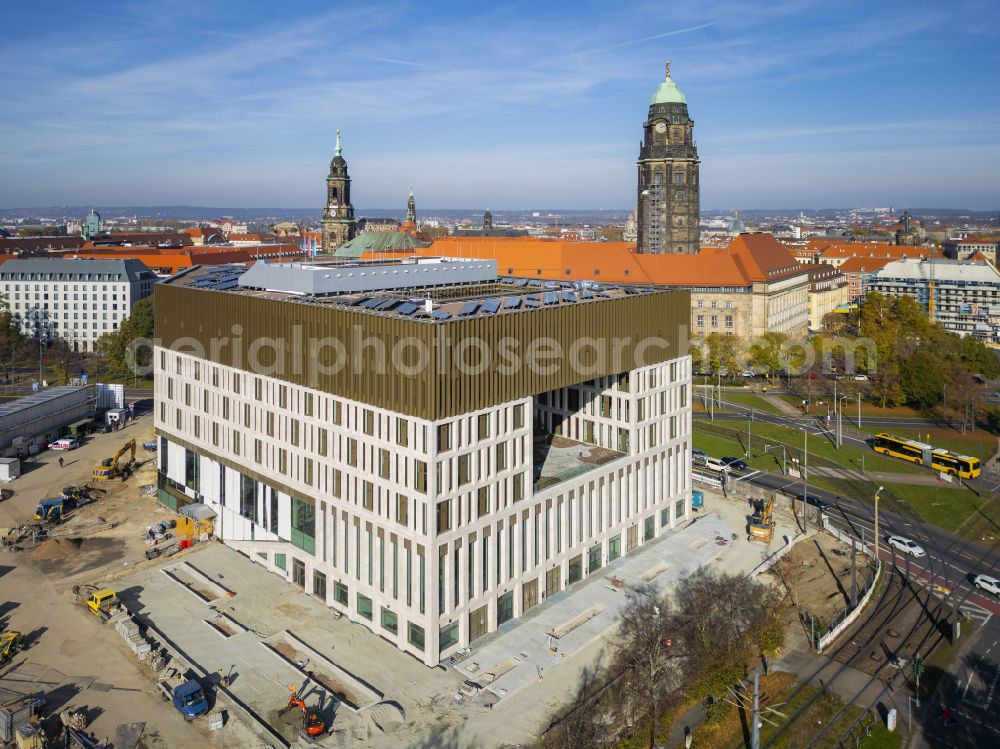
924,583,993,624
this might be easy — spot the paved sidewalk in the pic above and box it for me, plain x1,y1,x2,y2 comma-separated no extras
763,393,805,418
455,514,734,701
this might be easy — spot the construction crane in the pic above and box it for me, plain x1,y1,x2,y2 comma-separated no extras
93,438,136,481
748,496,775,544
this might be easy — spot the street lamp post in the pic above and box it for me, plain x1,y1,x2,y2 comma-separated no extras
802,429,809,533
838,395,847,449
747,408,753,458
764,444,787,474
874,485,884,562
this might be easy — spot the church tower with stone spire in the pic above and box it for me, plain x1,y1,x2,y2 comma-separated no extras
320,129,357,253
636,63,700,253
406,187,416,224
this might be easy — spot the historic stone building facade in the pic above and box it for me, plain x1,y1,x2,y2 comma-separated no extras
320,129,357,253
636,64,700,254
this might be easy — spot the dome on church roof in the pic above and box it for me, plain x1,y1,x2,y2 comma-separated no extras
650,66,686,105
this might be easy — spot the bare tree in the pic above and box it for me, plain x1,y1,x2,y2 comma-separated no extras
539,664,610,749
613,584,684,748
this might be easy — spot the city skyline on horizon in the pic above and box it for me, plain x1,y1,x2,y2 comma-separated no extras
2,0,999,211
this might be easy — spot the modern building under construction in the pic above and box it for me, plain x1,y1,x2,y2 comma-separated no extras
152,257,694,666
868,258,1000,344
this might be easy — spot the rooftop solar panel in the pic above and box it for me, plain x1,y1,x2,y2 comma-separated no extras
481,298,501,314
503,296,522,310
214,280,239,291
581,290,594,299
524,298,540,308
560,290,576,303
542,291,558,305
375,299,399,311
432,310,451,320
395,302,419,315
512,278,529,287
349,297,370,306
458,301,480,317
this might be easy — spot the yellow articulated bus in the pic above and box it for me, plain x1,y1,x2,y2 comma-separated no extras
872,433,981,479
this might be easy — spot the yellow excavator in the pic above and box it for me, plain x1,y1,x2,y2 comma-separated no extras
0,631,25,664
748,496,775,543
93,438,137,481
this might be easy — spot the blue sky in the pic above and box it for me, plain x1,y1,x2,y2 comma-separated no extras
1,0,998,210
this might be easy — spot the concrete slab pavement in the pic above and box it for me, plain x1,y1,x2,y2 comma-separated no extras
453,489,806,703
455,514,733,700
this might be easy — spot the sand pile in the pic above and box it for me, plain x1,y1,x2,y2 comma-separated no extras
28,537,83,560
367,701,405,733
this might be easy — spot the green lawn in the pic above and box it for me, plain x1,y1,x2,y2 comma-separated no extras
880,482,985,534
717,391,788,416
755,682,869,749
778,394,927,420
693,422,991,535
691,431,788,473
676,673,878,749
858,725,903,749
707,420,926,475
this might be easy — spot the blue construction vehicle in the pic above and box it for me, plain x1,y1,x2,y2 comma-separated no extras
34,497,67,523
158,672,210,720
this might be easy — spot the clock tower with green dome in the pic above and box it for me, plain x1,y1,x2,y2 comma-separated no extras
321,129,357,253
636,63,700,253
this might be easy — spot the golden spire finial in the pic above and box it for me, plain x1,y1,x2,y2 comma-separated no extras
665,60,671,79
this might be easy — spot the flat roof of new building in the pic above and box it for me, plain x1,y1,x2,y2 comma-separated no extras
162,258,662,323
0,385,91,419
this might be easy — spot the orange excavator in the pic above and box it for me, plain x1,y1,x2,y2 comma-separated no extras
279,685,326,739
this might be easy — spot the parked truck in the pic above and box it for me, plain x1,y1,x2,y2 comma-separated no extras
72,585,124,622
34,496,70,523
157,670,210,720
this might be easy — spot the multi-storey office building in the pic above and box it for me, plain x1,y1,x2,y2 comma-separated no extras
0,257,157,351
153,258,692,666
869,258,1000,343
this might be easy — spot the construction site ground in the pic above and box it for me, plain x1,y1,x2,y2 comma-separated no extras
768,532,876,632
0,411,214,749
3,414,837,749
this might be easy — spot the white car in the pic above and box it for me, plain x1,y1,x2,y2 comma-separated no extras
48,436,79,451
972,574,1000,597
853,374,869,381
887,535,925,557
703,457,732,474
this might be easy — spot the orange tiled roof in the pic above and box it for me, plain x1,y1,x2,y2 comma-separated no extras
836,256,895,273
362,233,805,289
70,243,306,275
817,242,938,260
180,227,221,238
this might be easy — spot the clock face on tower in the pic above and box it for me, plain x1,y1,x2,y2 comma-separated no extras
329,207,338,218
654,121,667,134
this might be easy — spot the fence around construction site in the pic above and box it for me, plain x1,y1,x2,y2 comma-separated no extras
815,518,881,653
